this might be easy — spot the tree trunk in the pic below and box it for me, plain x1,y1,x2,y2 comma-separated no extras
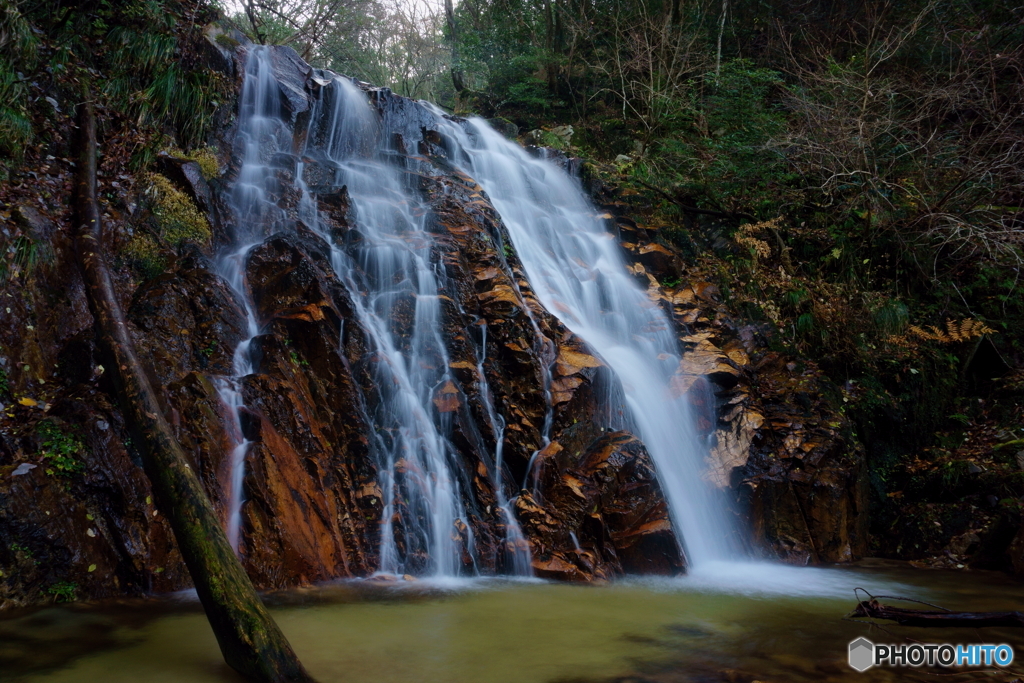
715,0,728,78
444,0,465,93
72,101,315,683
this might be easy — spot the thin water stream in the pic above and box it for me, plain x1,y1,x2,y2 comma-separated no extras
6,564,1024,683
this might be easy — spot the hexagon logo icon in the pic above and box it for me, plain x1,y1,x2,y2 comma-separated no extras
849,637,875,672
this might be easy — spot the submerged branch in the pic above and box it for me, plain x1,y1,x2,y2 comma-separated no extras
852,599,1024,628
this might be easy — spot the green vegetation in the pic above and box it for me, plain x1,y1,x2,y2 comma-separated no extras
0,235,44,282
36,420,86,479
122,173,212,278
0,0,37,161
46,581,78,603
122,233,168,280
168,146,221,180
145,173,212,247
0,0,226,168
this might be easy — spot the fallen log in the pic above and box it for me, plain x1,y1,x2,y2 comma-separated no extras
73,100,314,682
853,599,1024,628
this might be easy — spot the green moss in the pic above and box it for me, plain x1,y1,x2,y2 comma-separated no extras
189,147,220,180
168,145,220,180
146,173,212,247
122,233,167,278
0,367,8,396
214,32,240,49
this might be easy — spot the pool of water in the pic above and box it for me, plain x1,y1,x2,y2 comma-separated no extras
3,561,1024,683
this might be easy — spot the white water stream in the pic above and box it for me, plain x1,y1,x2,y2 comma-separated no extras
217,47,291,553
221,49,533,575
297,75,479,576
221,45,745,577
433,119,742,568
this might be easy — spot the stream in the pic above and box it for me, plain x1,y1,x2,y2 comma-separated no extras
4,562,1024,682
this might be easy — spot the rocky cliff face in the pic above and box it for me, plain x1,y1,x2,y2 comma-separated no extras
0,36,866,608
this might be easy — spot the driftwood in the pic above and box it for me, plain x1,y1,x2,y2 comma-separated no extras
73,100,314,682
853,599,1024,628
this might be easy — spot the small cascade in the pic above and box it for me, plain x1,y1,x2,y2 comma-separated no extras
471,320,533,576
217,46,294,552
297,76,478,576
434,120,742,568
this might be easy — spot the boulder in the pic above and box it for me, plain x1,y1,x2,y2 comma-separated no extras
516,431,684,581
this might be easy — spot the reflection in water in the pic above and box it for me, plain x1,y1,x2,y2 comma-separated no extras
11,565,1024,683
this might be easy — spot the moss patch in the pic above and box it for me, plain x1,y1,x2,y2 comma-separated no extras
122,233,167,278
168,146,220,180
146,173,212,247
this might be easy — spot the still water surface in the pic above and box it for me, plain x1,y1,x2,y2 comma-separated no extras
5,561,1024,683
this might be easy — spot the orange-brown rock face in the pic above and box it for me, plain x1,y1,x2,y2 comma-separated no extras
234,227,378,583
516,431,684,580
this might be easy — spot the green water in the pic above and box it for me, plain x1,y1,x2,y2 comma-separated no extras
4,561,1024,683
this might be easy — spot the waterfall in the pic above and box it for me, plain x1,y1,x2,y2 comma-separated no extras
297,76,477,577
223,45,738,577
433,119,742,568
223,48,531,577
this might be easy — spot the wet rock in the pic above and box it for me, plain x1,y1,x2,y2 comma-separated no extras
13,206,57,241
128,259,248,386
0,396,191,610
202,23,246,77
1007,525,1024,576
269,46,312,117
245,226,344,328
164,372,236,517
591,182,867,566
486,118,518,139
235,227,380,584
517,431,684,581
157,155,215,226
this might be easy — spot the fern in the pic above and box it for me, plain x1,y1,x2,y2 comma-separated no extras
734,217,782,260
889,318,996,347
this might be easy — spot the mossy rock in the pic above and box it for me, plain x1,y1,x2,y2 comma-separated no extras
168,146,220,180
122,233,167,279
214,33,241,49
146,173,212,247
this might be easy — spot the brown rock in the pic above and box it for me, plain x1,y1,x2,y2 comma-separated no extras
516,431,684,581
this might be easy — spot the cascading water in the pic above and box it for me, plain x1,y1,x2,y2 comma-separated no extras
224,45,738,578
433,119,742,569
297,76,478,576
224,48,531,577
218,46,293,552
